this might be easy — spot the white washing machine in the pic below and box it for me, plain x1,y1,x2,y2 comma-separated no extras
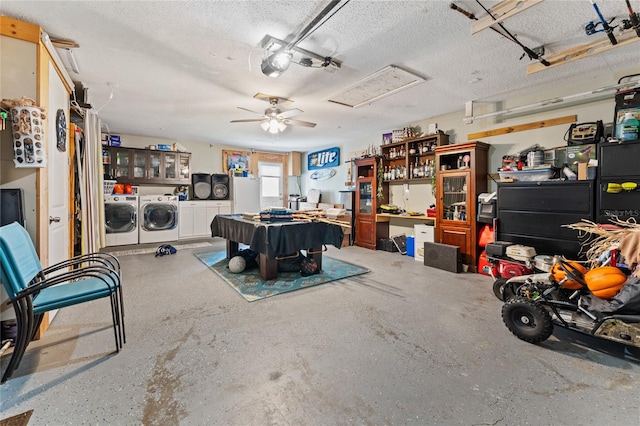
104,195,139,246
138,195,179,244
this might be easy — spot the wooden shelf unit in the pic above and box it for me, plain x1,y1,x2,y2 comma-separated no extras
379,133,449,182
434,141,489,272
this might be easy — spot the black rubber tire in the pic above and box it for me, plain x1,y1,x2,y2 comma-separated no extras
492,278,508,300
502,281,519,302
502,297,554,344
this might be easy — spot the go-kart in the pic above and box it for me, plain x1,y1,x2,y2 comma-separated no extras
500,259,640,348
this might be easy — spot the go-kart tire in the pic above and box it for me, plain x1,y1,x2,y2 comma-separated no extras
492,278,507,300
502,297,553,344
502,281,520,302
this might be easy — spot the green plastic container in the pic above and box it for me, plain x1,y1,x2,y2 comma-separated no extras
616,112,640,141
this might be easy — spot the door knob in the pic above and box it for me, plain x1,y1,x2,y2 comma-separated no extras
49,216,61,223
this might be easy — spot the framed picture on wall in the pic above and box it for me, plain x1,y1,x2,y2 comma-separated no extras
222,150,251,172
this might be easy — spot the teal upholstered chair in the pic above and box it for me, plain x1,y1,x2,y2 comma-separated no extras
0,222,125,383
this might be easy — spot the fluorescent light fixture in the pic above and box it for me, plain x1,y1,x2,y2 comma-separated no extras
261,50,292,77
328,65,426,108
463,76,640,122
66,48,80,74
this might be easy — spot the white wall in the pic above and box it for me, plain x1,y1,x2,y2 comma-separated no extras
0,36,38,241
0,36,39,321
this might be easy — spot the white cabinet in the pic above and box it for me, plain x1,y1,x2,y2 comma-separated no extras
179,201,199,239
414,224,435,262
206,201,231,234
193,204,209,236
179,200,231,239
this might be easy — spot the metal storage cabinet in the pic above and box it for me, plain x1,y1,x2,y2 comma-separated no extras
496,181,594,259
597,140,640,224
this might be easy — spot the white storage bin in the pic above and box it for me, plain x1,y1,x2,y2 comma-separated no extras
414,224,434,262
498,168,554,182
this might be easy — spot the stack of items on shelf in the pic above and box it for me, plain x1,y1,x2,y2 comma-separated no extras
259,207,293,222
498,144,556,182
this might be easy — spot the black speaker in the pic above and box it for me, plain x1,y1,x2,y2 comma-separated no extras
191,173,213,200
210,174,230,200
423,242,462,273
1,189,26,227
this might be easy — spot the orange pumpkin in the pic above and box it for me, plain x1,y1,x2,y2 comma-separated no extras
112,183,124,194
585,266,627,300
551,261,587,290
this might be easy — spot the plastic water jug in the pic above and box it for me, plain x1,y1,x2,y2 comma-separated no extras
616,112,639,141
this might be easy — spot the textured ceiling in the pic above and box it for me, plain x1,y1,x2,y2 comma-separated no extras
3,0,639,152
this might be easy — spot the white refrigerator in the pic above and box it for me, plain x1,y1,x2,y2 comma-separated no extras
231,176,261,213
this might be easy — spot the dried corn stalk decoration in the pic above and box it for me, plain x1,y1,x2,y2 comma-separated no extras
563,217,640,268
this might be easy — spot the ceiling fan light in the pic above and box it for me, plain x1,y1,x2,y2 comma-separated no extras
268,118,280,134
278,121,287,132
261,51,292,77
260,121,270,131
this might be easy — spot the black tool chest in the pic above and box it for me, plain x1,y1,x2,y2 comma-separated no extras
597,140,640,224
496,181,595,259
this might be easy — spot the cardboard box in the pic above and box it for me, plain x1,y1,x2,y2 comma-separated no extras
567,143,596,173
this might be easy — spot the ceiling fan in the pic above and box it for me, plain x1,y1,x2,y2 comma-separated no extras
230,95,317,134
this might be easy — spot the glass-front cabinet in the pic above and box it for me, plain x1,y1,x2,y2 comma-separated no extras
435,141,489,271
147,151,162,182
102,146,191,185
358,179,374,214
178,153,190,183
354,157,388,250
441,172,469,224
132,150,147,181
102,147,133,181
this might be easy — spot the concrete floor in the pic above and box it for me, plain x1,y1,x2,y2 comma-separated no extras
1,239,639,425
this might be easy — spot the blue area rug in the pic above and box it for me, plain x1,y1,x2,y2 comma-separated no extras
195,251,370,302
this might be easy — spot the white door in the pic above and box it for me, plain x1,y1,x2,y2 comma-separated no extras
47,63,70,322
258,162,283,210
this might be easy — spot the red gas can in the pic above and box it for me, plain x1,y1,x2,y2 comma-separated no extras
478,250,497,278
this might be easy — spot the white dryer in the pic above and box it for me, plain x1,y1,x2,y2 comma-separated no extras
105,195,139,246
138,195,179,244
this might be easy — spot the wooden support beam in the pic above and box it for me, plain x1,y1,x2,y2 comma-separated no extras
527,29,640,74
467,115,576,139
471,0,544,34
0,16,41,43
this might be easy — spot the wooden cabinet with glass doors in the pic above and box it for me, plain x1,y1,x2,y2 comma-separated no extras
103,147,190,185
144,150,191,184
434,141,489,272
354,156,388,250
